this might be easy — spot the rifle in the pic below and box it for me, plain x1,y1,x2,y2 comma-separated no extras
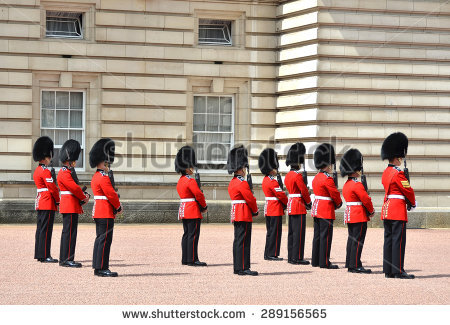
360,156,371,217
277,173,284,191
49,163,58,206
403,155,413,211
302,163,312,210
333,162,338,188
69,166,91,206
246,166,254,192
195,168,207,213
108,169,121,215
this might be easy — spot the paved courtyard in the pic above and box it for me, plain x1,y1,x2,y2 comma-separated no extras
0,224,448,305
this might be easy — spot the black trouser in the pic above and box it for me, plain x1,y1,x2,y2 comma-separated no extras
264,216,282,258
345,222,368,269
59,213,79,263
34,210,55,260
92,218,114,270
233,222,252,272
287,214,307,261
181,218,201,264
383,220,407,275
311,217,334,267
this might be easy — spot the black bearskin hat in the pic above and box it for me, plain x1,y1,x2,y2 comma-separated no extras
175,146,196,173
258,148,279,175
227,145,249,174
313,143,335,169
32,136,54,162
89,138,115,168
285,142,306,167
381,132,408,160
340,148,362,177
59,139,81,162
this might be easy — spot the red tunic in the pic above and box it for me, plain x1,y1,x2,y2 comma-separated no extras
57,166,88,214
176,175,207,219
228,175,258,222
284,169,312,215
342,178,374,224
33,164,60,211
262,175,288,217
311,171,342,220
381,165,416,222
91,170,121,219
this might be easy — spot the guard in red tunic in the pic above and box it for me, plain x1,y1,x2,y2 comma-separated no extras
340,149,375,274
175,146,207,267
57,139,90,268
311,143,342,269
33,136,60,263
259,148,288,261
381,132,416,279
285,142,312,265
90,138,122,277
227,146,259,276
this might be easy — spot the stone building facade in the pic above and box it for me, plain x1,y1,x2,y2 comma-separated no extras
0,0,449,226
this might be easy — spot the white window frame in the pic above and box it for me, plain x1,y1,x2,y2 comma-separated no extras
40,89,86,171
193,94,235,165
198,19,232,46
45,11,83,39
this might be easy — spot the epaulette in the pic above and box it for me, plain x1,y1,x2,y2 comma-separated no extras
323,171,331,177
352,178,360,183
40,165,47,170
185,175,192,179
393,166,401,172
62,166,68,171
237,175,245,181
295,170,301,174
269,175,276,180
100,170,108,176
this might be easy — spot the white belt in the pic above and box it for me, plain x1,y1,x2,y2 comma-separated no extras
180,198,196,203
37,188,48,193
387,195,405,200
60,191,73,195
265,197,278,201
315,196,332,201
94,196,108,200
231,200,247,204
288,194,302,198
346,202,362,206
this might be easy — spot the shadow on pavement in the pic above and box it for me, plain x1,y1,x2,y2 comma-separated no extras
120,273,190,277
109,263,150,267
260,271,312,276
415,274,450,279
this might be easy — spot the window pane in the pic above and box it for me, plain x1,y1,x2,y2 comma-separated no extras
42,109,55,127
193,113,206,131
46,11,82,39
221,133,232,143
52,148,62,167
69,130,82,144
206,113,219,131
206,97,219,114
75,149,84,168
220,97,232,114
199,19,232,45
194,96,206,113
41,129,54,139
193,143,205,161
70,110,82,128
70,92,83,109
220,115,232,132
55,129,68,146
56,92,69,109
56,110,69,127
42,91,55,109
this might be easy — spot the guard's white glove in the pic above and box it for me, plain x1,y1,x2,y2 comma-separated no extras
409,201,418,212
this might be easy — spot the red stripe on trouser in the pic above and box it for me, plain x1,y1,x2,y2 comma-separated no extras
101,219,109,269
275,218,279,256
355,223,363,268
193,221,198,262
298,216,303,260
45,211,50,258
242,223,247,269
399,223,404,271
326,223,330,266
68,214,73,260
